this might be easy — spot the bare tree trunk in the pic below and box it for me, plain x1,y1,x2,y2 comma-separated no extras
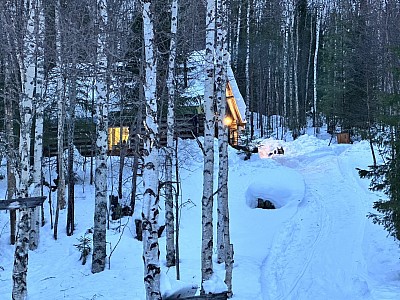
165,0,179,268
313,2,322,134
54,0,66,241
201,0,216,294
92,1,108,274
54,75,66,240
29,0,45,250
12,209,30,300
11,0,37,296
233,3,241,70
67,73,76,236
216,0,228,265
174,139,181,280
130,98,143,213
3,56,17,245
142,1,162,299
305,11,314,125
118,98,125,199
292,5,300,137
31,91,44,250
244,0,251,127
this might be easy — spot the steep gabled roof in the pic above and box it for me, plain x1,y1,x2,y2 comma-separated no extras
180,50,247,125
226,62,246,125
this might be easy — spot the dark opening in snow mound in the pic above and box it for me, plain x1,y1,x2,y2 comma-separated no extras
245,167,305,209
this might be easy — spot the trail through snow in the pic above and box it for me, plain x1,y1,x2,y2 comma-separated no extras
1,135,400,300
259,140,392,299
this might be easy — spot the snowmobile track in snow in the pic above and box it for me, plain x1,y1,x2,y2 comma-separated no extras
261,146,371,300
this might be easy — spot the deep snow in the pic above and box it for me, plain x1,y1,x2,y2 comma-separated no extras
1,133,400,299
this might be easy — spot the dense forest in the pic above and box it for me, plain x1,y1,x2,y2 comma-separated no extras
0,0,400,299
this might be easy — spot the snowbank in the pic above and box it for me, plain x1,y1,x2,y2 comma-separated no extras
245,167,305,209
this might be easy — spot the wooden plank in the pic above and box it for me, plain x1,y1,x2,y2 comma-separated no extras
164,285,198,299
165,292,228,300
0,197,46,210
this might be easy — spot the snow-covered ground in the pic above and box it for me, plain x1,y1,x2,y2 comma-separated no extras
1,133,400,299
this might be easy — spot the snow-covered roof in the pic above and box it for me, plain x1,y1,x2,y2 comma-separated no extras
226,62,246,124
180,50,246,123
180,50,206,101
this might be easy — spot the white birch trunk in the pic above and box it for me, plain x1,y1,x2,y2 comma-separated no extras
293,6,300,135
30,1,45,251
12,209,30,300
201,0,216,293
92,0,108,274
12,1,36,298
304,11,314,121
30,97,44,250
313,2,322,133
282,27,288,134
233,3,242,70
216,0,227,265
165,0,179,268
54,0,66,240
216,2,233,296
142,1,162,299
244,0,251,124
282,1,292,135
54,75,65,240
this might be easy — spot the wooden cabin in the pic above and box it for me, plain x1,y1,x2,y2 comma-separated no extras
107,51,246,153
42,51,246,157
178,50,246,146
106,109,205,156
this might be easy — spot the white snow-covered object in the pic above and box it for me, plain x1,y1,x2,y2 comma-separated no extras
245,167,305,208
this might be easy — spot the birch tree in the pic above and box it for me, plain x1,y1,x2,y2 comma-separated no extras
92,0,108,274
215,0,233,296
233,2,242,70
54,75,65,240
244,0,251,128
54,0,66,240
282,1,290,136
165,0,179,268
201,0,216,293
313,0,323,133
216,0,228,265
30,0,45,250
141,1,162,298
9,0,38,298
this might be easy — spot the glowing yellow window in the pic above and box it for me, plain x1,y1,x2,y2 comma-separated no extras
108,127,129,150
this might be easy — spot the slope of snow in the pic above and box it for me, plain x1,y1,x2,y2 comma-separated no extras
1,134,400,299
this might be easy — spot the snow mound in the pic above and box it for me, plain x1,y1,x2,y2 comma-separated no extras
201,273,228,294
245,167,305,209
161,273,198,299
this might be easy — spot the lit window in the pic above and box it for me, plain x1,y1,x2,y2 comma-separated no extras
108,127,129,150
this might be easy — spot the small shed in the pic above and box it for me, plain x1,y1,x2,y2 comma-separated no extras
337,132,351,144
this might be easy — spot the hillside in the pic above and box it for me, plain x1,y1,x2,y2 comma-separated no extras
1,133,400,299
